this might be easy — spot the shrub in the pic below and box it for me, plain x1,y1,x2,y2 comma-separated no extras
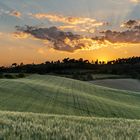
17,73,26,78
4,74,15,79
86,74,93,81
0,73,4,78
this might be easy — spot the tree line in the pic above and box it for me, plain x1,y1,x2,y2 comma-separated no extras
0,57,140,79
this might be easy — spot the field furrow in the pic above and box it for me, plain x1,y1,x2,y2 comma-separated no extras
0,75,139,119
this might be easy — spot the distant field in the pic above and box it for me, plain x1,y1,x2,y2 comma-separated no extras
0,75,140,119
91,74,127,80
0,111,140,140
90,79,140,92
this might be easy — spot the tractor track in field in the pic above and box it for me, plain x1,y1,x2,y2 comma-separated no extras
0,81,26,107
0,79,47,111
48,79,65,113
21,79,95,115
0,75,140,119
74,82,92,116
71,81,85,116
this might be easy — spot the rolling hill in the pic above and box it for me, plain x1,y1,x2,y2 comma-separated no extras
0,75,140,119
91,79,140,92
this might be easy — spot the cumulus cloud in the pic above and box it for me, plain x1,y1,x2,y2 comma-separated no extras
15,19,140,52
102,30,140,43
29,13,108,33
121,20,140,28
16,25,106,52
12,32,30,39
102,20,140,43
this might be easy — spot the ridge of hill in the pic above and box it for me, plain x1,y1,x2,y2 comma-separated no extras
0,75,139,119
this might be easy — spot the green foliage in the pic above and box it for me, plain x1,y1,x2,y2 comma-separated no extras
0,75,139,119
0,73,26,79
17,73,26,78
0,111,140,140
0,75,140,139
72,73,93,81
86,74,93,81
0,73,4,78
2,57,140,79
4,74,15,79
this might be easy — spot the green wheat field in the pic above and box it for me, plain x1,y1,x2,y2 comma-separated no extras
0,75,140,139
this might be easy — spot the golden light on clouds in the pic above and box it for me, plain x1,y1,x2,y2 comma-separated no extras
130,0,140,3
15,23,140,53
0,9,21,18
12,32,30,39
29,13,107,33
0,1,140,66
10,10,21,18
31,13,97,25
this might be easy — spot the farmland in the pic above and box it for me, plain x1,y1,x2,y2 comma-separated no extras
0,111,140,140
0,75,140,118
0,74,140,139
91,78,140,92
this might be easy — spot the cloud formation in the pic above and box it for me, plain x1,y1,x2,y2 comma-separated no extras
16,25,107,52
10,10,21,18
31,13,99,25
121,19,140,28
102,30,140,43
30,13,108,33
15,19,140,52
130,0,140,3
0,9,21,18
102,20,140,43
12,32,30,39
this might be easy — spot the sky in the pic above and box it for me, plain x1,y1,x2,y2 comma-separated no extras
0,0,140,65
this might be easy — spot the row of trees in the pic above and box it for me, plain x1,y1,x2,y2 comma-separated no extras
0,57,140,79
9,56,140,68
107,57,140,65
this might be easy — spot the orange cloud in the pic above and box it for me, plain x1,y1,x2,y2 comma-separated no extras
58,25,94,33
0,9,21,18
16,25,140,52
31,13,97,24
30,13,108,34
12,32,30,39
130,0,140,3
10,10,21,18
30,13,107,33
58,25,76,30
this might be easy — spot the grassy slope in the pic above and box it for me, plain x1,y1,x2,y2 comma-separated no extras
91,74,127,80
0,111,140,140
91,79,140,92
0,75,140,119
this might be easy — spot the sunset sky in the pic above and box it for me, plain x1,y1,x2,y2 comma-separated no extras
0,0,140,65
